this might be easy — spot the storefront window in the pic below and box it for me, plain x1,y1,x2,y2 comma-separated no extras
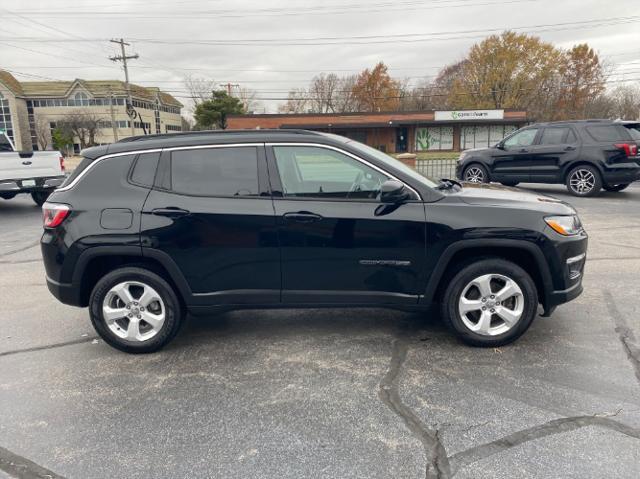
462,124,518,149
0,92,15,144
416,126,454,151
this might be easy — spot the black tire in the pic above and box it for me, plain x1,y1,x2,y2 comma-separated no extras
463,164,489,183
441,258,538,347
500,181,519,187
31,191,51,206
89,267,184,353
603,183,630,192
565,165,602,197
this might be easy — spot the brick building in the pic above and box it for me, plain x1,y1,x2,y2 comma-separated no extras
228,109,528,153
0,70,183,152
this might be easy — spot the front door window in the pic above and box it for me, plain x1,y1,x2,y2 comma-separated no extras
503,128,539,149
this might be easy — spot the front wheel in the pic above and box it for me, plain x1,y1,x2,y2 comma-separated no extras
31,191,51,206
463,164,489,183
89,267,184,353
603,183,630,192
565,165,602,197
441,259,538,347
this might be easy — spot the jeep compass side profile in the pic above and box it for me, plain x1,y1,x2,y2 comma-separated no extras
41,130,587,353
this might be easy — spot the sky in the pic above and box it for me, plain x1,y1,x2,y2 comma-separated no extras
1,0,639,114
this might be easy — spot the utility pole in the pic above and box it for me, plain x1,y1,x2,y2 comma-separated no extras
109,38,139,137
107,90,118,142
220,82,239,96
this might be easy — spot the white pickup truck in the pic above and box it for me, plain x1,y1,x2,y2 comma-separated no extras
0,131,66,206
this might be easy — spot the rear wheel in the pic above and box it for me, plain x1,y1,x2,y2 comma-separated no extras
89,267,184,353
565,165,602,197
441,259,538,347
463,164,489,183
603,183,630,192
31,191,51,206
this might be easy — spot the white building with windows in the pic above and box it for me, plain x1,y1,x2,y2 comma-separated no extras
0,70,183,152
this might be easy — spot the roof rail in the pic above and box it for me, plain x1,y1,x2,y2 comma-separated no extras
116,128,320,143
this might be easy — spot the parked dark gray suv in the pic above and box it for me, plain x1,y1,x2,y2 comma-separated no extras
456,120,640,196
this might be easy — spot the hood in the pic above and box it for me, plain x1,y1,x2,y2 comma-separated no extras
451,182,576,215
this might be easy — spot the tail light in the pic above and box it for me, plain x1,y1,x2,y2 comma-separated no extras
42,203,71,228
59,156,66,172
614,143,638,157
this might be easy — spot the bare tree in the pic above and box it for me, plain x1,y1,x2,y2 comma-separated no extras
234,86,260,113
308,73,341,113
278,88,309,113
609,84,640,120
34,115,51,150
184,75,217,106
56,111,103,149
334,74,359,112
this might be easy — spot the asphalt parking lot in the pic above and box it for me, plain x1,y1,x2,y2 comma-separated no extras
1,184,639,479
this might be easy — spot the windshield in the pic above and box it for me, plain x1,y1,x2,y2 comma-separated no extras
322,133,438,188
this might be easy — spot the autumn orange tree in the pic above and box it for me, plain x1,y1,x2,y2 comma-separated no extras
448,31,561,114
351,62,401,112
553,44,606,120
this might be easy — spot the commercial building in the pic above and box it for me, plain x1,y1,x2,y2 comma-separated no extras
0,70,183,152
227,109,528,153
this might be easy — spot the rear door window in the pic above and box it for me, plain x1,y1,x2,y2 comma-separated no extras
539,127,571,145
170,146,259,197
586,125,631,142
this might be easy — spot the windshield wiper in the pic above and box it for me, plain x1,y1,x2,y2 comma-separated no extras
436,178,463,190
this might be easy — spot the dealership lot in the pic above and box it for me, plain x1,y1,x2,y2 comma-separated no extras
1,184,639,478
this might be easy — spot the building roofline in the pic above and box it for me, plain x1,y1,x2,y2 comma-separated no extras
228,108,527,119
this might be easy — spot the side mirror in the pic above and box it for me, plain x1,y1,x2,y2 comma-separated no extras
380,179,410,204
496,141,505,150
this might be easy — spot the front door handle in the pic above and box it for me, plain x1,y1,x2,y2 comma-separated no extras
519,148,529,153
22,160,32,165
564,146,576,151
283,211,323,223
151,207,190,218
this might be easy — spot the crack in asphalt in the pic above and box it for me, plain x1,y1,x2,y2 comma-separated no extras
603,289,640,386
0,240,40,259
380,334,640,478
0,258,41,265
447,413,640,476
0,337,98,359
379,338,451,479
0,445,67,479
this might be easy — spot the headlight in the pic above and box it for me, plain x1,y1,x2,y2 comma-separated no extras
544,215,583,236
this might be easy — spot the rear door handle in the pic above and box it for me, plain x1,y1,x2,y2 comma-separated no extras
22,160,32,165
519,148,529,153
283,211,323,223
564,146,576,151
151,207,190,218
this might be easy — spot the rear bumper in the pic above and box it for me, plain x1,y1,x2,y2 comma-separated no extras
0,176,66,193
602,163,640,185
45,275,82,307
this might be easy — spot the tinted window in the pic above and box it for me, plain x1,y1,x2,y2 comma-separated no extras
504,128,538,148
60,156,93,188
539,127,570,145
130,152,160,186
623,125,640,140
586,125,631,142
273,146,388,199
171,147,259,196
566,129,577,143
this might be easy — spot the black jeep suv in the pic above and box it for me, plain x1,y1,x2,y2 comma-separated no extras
456,120,640,196
41,130,587,353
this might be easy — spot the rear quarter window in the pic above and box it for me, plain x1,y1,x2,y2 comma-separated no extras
585,125,631,142
59,156,93,188
130,152,160,187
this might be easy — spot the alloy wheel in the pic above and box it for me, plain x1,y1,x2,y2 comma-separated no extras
458,273,524,336
102,281,166,342
465,167,485,183
569,169,596,195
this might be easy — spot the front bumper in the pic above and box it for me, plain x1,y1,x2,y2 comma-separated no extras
542,232,588,312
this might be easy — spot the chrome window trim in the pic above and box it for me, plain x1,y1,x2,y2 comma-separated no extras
57,142,422,200
266,142,422,200
55,143,262,192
